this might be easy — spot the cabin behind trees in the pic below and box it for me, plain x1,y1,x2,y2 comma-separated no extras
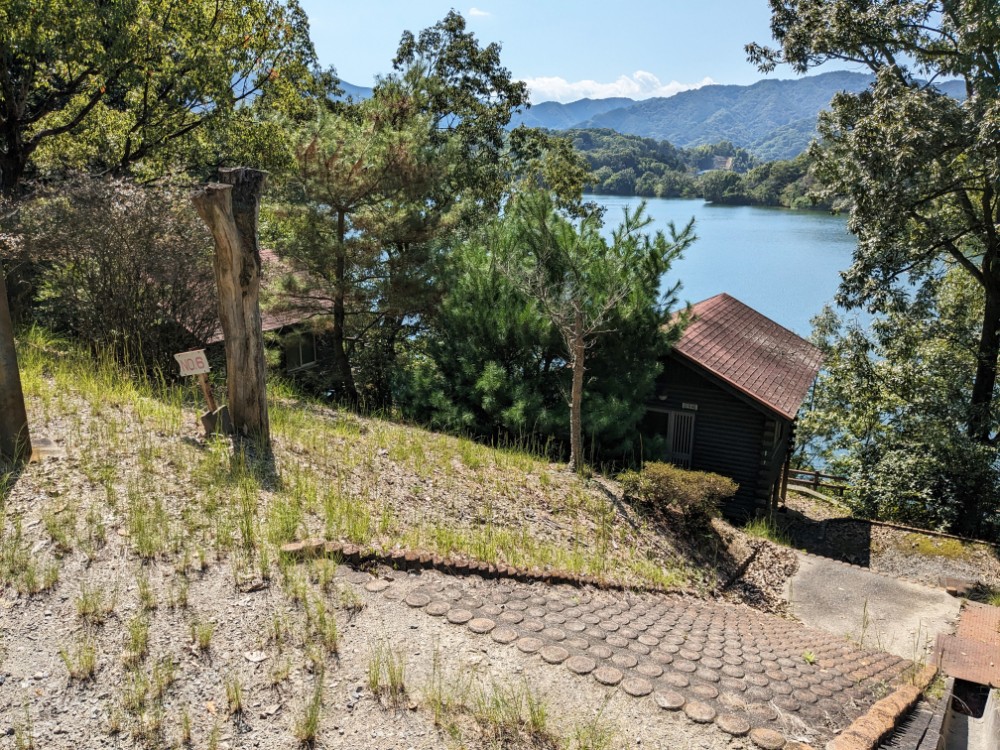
645,293,823,518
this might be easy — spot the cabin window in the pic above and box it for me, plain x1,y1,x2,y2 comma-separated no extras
284,331,317,372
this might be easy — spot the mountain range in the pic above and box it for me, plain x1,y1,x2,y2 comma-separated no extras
338,71,965,162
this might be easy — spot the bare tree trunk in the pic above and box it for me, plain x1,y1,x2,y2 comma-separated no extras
330,209,358,406
0,260,31,462
191,168,270,447
569,309,586,473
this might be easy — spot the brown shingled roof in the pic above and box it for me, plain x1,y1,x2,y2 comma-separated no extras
672,293,823,420
204,248,333,344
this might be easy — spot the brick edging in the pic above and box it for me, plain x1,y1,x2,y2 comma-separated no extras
278,539,704,597
824,664,938,750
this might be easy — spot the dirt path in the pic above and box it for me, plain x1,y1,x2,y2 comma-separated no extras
784,552,960,660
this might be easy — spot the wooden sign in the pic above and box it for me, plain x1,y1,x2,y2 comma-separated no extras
174,350,210,377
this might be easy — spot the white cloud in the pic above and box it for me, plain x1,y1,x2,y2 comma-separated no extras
468,7,491,17
522,71,716,104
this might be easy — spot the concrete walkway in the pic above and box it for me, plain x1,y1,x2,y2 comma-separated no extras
346,565,920,748
784,552,961,660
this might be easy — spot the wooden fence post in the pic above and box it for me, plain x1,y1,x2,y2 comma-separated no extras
191,168,270,448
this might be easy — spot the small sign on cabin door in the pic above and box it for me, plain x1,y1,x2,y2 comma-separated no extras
174,350,210,376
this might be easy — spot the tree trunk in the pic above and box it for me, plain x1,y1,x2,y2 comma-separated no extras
968,284,1000,444
569,310,586,473
191,168,270,446
330,209,358,406
0,260,31,463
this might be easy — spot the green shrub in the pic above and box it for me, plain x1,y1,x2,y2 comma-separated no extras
619,462,737,520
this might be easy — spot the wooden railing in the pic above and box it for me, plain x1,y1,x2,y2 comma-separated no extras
787,468,849,497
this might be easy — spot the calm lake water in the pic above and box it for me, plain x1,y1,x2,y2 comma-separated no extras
589,195,858,336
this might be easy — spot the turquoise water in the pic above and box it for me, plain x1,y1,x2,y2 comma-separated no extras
589,195,858,336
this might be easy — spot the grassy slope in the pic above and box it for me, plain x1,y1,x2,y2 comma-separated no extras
2,328,707,598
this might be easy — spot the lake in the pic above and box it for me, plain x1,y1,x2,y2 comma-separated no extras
589,195,859,336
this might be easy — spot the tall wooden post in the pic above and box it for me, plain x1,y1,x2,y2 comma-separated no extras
191,168,270,447
0,260,31,463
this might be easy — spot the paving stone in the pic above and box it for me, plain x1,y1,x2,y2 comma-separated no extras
527,606,547,618
564,621,587,633
543,613,566,625
426,601,450,616
749,727,786,749
770,682,793,696
585,628,607,640
664,672,690,688
347,571,372,584
447,608,474,624
499,611,524,624
606,635,629,649
720,677,747,692
673,659,698,673
619,627,639,640
492,627,519,644
684,701,717,723
612,653,639,669
636,662,664,678
704,648,725,660
660,643,681,654
690,684,719,700
590,645,613,660
479,604,503,616
787,677,810,690
716,713,751,737
793,689,818,705
622,677,653,697
695,668,721,683
638,634,660,647
593,666,624,686
772,695,800,713
405,592,431,608
747,702,779,723
468,618,496,634
507,600,529,611
565,637,589,650
540,646,570,664
745,686,773,703
679,648,702,661
600,621,620,632
654,689,687,711
516,637,544,654
365,580,390,592
511,589,532,600
722,664,745,678
745,673,769,687
580,614,601,624
651,651,674,665
628,641,651,655
566,655,597,675
541,627,566,642
809,684,833,698
521,619,545,632
458,598,483,610
718,692,747,711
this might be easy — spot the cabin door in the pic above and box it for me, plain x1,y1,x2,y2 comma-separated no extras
665,410,695,468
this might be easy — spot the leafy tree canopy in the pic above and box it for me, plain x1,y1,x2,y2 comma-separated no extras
0,0,319,194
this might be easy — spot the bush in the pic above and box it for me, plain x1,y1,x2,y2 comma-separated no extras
16,176,217,370
619,462,737,521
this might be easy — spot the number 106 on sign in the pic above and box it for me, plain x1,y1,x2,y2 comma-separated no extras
174,350,210,376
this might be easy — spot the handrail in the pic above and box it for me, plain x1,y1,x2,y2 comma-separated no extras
787,468,849,496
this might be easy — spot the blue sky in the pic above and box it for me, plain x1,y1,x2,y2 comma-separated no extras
299,1,855,103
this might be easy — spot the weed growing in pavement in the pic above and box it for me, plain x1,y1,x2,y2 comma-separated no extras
59,633,98,681
802,650,816,665
472,680,554,747
13,705,35,750
293,671,324,747
224,673,244,715
367,640,407,707
742,515,792,546
191,620,214,651
136,571,157,611
123,614,150,667
42,501,76,555
569,707,616,750
179,707,193,745
76,581,115,624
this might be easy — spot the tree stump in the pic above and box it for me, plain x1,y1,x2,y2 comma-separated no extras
191,168,270,447
0,261,31,463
